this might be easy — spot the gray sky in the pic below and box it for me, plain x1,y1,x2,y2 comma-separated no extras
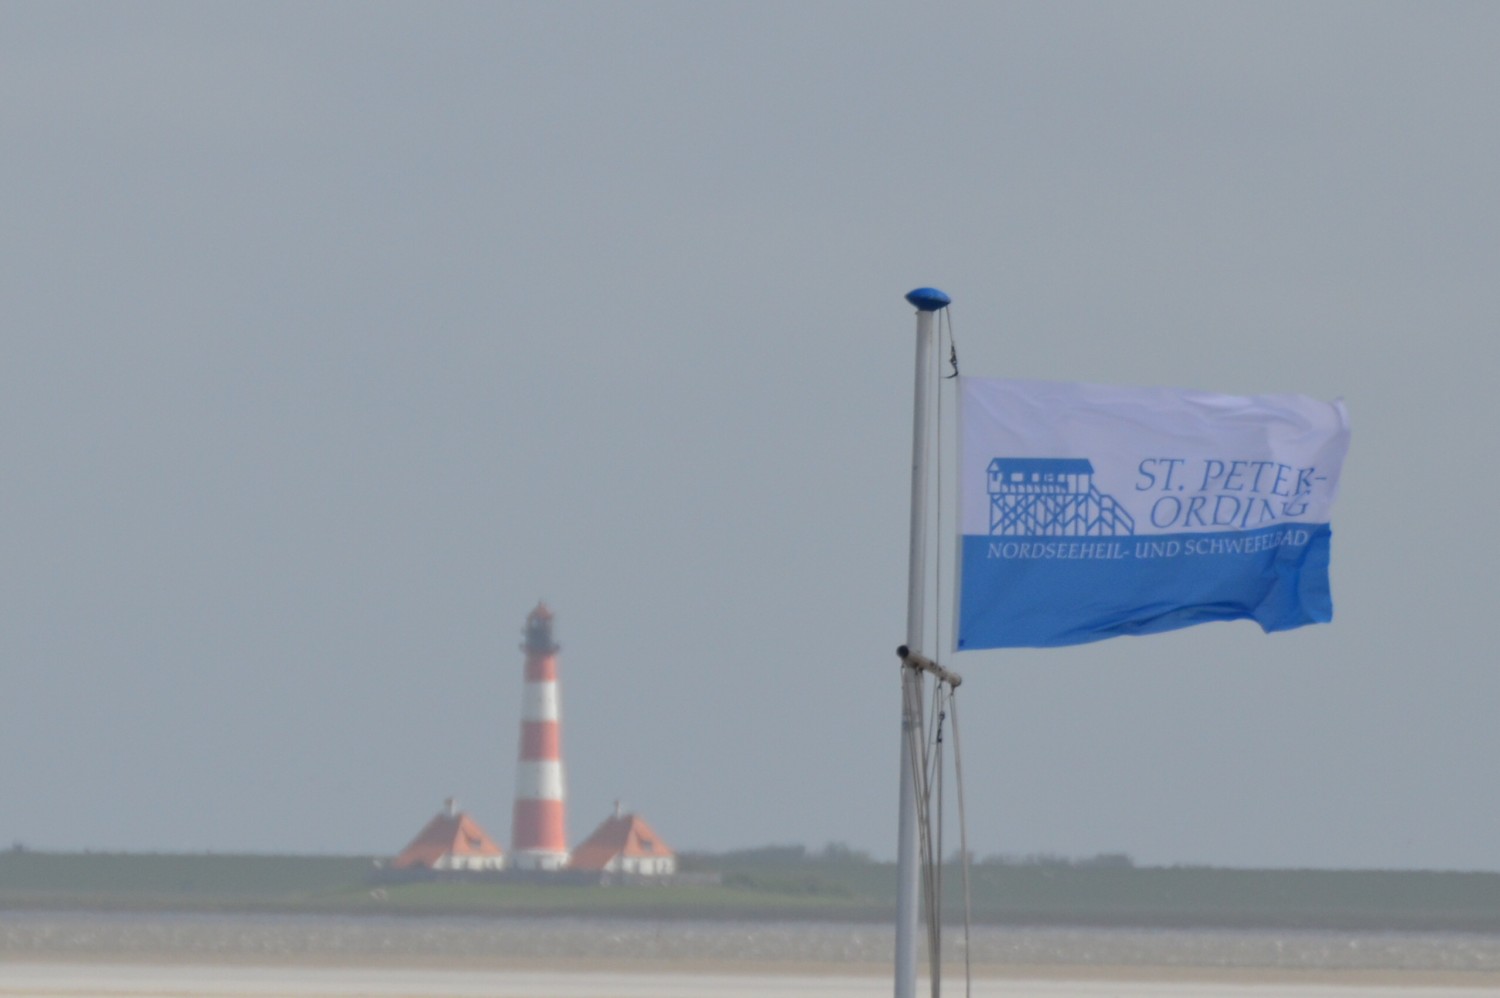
3,2,1497,871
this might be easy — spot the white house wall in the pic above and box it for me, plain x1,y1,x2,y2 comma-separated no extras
433,854,506,871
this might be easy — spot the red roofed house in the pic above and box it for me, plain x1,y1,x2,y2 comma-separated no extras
569,802,676,876
392,798,506,872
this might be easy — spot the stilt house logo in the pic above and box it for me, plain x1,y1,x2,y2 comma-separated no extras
986,458,1135,537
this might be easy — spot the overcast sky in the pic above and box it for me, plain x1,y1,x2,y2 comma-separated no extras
3,2,1497,871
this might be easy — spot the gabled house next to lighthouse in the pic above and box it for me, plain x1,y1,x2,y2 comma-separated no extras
391,798,506,872
510,603,570,871
570,802,677,877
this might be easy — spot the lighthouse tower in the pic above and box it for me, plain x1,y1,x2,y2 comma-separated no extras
510,603,569,871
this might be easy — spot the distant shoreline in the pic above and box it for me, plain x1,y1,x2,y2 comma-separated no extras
5,851,1500,936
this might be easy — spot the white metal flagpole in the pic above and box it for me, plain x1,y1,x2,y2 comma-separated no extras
895,286,951,998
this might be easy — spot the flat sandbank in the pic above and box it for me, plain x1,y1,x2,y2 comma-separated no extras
5,963,1500,998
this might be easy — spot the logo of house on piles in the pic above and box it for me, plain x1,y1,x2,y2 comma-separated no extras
987,458,1136,537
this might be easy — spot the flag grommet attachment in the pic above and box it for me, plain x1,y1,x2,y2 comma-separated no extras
905,287,951,312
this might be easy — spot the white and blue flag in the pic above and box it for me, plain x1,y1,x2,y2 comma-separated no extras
957,378,1350,649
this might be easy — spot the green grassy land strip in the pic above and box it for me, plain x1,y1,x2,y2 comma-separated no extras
337,881,871,919
948,866,1500,931
4,852,1499,931
0,853,373,898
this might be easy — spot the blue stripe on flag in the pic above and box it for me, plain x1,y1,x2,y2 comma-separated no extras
956,523,1333,649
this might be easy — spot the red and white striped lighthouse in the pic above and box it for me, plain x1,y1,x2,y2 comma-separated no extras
510,602,569,871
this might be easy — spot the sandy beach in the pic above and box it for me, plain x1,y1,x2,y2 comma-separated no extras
6,961,1500,998
6,912,1500,997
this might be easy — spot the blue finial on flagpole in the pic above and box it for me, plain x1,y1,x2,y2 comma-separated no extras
905,287,951,311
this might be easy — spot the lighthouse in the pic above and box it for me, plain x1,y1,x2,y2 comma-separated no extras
510,603,569,871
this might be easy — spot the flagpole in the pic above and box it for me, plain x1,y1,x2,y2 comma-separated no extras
896,286,951,998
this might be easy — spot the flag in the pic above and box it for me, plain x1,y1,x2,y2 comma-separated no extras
957,378,1350,649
